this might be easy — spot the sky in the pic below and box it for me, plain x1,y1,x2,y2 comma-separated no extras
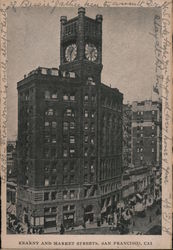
7,7,161,140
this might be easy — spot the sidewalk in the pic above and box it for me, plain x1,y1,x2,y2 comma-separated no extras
43,203,161,234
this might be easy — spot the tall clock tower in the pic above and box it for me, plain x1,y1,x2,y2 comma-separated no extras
59,7,103,83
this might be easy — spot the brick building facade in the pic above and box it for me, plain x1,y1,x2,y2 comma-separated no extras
132,100,162,168
16,8,123,229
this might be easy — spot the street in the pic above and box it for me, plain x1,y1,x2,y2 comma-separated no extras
44,203,161,235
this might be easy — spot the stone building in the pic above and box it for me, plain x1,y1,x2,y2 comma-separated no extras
7,140,17,181
123,104,132,170
16,8,123,229
132,100,162,168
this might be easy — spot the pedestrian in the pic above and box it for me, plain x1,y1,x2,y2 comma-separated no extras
60,223,65,234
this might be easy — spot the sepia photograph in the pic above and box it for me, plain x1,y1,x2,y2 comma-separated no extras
6,5,163,235
1,0,172,249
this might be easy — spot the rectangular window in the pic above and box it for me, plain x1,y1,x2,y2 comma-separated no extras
91,112,95,118
63,122,68,130
63,175,68,184
44,208,50,213
84,95,88,101
70,136,75,144
52,137,57,144
45,121,50,127
140,148,143,152
84,123,88,130
45,91,50,99
91,124,95,132
70,122,75,129
152,125,154,130
51,207,56,213
44,192,49,201
140,156,143,160
90,173,94,182
51,176,56,185
152,148,154,152
63,191,68,199
44,135,50,143
84,110,89,118
84,174,88,183
63,94,68,101
63,149,68,157
91,95,96,102
46,108,54,116
84,135,88,143
70,95,75,101
52,121,57,128
70,149,75,156
51,192,56,200
44,147,50,158
70,190,75,198
70,162,74,171
70,175,75,184
84,149,88,157
91,138,94,144
137,148,139,153
152,110,155,115
52,93,58,99
63,205,68,211
70,205,75,210
44,165,49,172
90,165,94,173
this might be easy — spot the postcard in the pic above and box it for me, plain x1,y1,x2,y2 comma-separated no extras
0,0,172,249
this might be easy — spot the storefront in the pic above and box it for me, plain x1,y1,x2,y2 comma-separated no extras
63,213,74,228
84,205,94,223
44,216,56,228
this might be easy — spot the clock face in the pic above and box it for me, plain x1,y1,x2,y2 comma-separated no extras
65,44,77,62
85,43,98,62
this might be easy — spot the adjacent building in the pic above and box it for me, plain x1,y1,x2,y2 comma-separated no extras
131,100,162,169
7,140,17,181
123,104,132,170
16,8,123,229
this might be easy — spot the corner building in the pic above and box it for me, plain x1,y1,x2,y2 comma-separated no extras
16,8,123,229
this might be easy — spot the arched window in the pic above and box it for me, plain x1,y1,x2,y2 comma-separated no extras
45,108,54,116
64,108,75,117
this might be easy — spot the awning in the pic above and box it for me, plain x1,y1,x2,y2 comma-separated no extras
45,217,56,222
107,198,112,207
101,207,106,213
136,194,143,200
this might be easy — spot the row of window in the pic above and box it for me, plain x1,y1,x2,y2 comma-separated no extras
137,148,155,153
136,140,155,144
136,133,155,137
45,108,75,117
44,190,76,200
45,92,97,102
137,125,155,130
63,205,75,212
137,110,156,115
64,22,77,36
45,108,95,118
44,135,76,144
